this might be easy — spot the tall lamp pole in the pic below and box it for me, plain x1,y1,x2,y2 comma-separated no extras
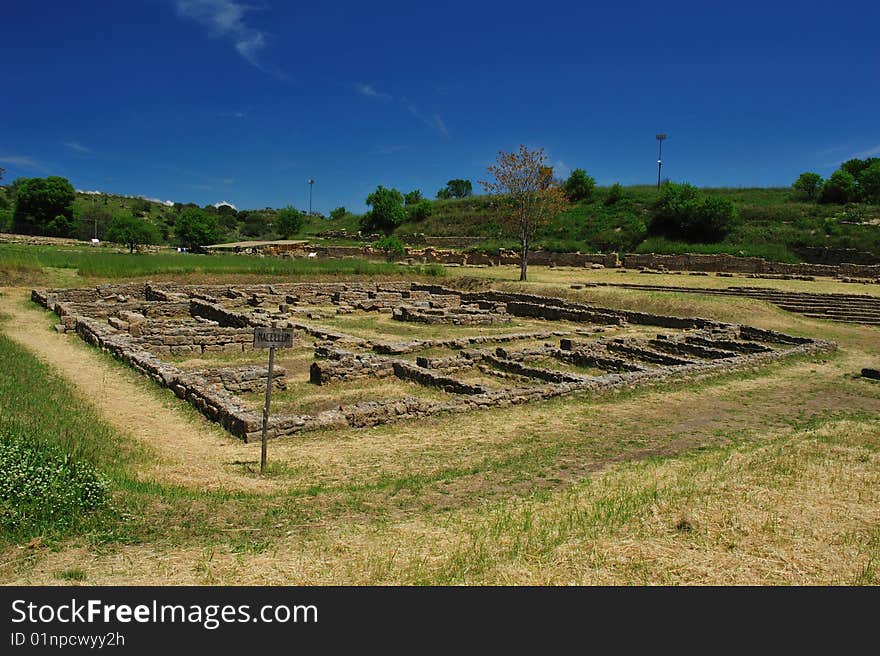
655,134,667,189
308,178,315,216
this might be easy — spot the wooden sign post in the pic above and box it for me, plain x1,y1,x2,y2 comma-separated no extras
253,326,295,474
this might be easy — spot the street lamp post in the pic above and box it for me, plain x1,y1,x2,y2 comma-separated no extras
655,134,667,190
308,178,315,216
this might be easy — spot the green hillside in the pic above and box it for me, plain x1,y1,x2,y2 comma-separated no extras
393,186,880,262
2,183,879,263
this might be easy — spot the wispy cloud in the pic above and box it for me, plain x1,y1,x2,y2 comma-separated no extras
0,155,49,173
355,84,449,138
376,145,409,155
851,143,880,159
219,110,247,118
63,141,92,154
406,103,449,137
174,1,277,74
354,83,391,100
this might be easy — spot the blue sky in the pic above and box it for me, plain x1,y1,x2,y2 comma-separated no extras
1,0,878,213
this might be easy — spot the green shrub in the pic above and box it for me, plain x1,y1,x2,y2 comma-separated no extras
373,235,406,260
407,199,433,222
0,431,109,538
649,182,736,242
819,170,857,204
605,183,624,205
361,186,406,235
792,172,824,200
275,206,304,239
562,169,595,202
858,161,880,203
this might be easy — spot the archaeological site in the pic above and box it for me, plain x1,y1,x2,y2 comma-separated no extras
32,282,835,442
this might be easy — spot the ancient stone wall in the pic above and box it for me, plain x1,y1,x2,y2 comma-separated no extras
33,281,835,442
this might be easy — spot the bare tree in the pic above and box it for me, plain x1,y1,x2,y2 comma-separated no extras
480,145,568,281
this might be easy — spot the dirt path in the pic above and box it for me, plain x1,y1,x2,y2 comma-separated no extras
0,288,278,493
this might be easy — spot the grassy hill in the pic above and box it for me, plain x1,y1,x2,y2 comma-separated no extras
3,184,879,263
395,186,880,263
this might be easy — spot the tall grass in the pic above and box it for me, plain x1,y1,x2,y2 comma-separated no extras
0,245,446,279
0,333,135,544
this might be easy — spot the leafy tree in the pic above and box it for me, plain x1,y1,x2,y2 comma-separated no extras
12,176,76,235
174,207,220,252
105,214,161,253
857,160,880,204
840,158,878,181
241,214,267,238
436,179,472,199
480,145,568,281
0,167,5,180
819,169,857,204
649,182,736,242
404,190,422,205
407,199,433,221
329,206,347,221
605,183,624,206
562,168,595,202
792,172,824,200
275,205,304,238
360,186,406,235
46,214,76,237
216,203,237,218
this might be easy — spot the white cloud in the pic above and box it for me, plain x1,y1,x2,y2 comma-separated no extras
376,145,409,155
851,144,880,159
354,83,391,100
213,200,238,209
0,155,49,172
554,160,571,178
406,103,449,138
64,141,92,154
175,0,270,71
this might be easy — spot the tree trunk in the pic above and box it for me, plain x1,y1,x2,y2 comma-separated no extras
519,233,529,282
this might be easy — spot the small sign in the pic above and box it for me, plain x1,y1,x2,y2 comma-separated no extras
253,327,294,349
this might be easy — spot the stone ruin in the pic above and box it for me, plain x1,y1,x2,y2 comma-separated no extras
32,282,835,442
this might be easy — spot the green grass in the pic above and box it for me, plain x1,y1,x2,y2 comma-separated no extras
0,333,141,545
0,244,446,280
392,186,880,261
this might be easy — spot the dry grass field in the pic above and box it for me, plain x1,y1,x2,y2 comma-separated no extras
1,262,878,585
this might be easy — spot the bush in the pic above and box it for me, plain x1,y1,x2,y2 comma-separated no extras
436,179,472,199
404,190,422,205
275,206,304,239
330,206,347,221
604,183,624,205
373,235,406,260
562,169,595,202
360,186,406,235
858,161,880,203
792,172,824,200
819,170,857,204
46,214,75,237
649,182,736,242
407,199,433,222
0,431,109,537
